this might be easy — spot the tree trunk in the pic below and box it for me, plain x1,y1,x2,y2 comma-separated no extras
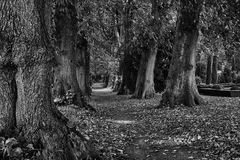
118,53,134,94
0,1,96,159
161,0,205,107
118,0,134,95
53,1,89,107
0,65,17,136
133,0,163,99
133,46,157,99
206,55,213,84
76,34,91,96
212,55,218,84
16,59,77,160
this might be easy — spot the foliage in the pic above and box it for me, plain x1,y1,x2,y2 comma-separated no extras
212,84,223,90
233,74,240,84
218,67,232,83
195,76,202,85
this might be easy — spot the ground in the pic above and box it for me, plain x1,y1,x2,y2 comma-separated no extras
60,83,240,160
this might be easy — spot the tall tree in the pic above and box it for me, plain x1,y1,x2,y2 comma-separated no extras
133,0,171,99
161,0,205,107
0,0,18,137
206,54,213,84
54,0,89,107
118,0,136,95
76,32,91,96
0,0,96,159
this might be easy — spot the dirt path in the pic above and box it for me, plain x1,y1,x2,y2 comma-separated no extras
90,83,205,160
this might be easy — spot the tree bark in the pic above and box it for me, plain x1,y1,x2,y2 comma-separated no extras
118,0,134,95
206,55,213,84
133,0,164,99
133,46,157,99
54,0,85,107
16,58,76,160
212,55,218,84
76,33,91,96
0,65,17,136
161,0,205,107
0,1,96,159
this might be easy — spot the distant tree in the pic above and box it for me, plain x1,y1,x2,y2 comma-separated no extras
161,0,205,107
212,55,218,84
206,55,213,84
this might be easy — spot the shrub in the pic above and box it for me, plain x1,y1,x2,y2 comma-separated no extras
233,75,240,84
212,84,223,90
218,67,232,83
230,86,240,90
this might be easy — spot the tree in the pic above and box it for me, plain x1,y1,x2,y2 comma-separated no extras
118,0,136,95
206,55,213,84
133,0,172,99
0,0,96,159
212,55,218,84
53,0,89,107
76,32,91,96
161,0,205,107
0,0,18,137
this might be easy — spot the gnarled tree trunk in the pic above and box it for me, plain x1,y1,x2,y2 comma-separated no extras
0,0,96,159
16,57,76,160
161,0,205,107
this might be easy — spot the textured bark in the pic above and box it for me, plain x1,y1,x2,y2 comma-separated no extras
16,58,76,160
0,65,17,136
133,46,157,99
76,34,91,96
133,0,163,99
0,1,96,159
0,0,17,136
161,0,204,107
118,0,134,95
206,55,213,84
212,55,218,84
54,1,85,107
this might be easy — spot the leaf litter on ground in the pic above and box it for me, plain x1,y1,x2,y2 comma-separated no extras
59,91,240,160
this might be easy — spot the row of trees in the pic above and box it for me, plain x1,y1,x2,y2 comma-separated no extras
98,0,240,107
0,0,240,159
